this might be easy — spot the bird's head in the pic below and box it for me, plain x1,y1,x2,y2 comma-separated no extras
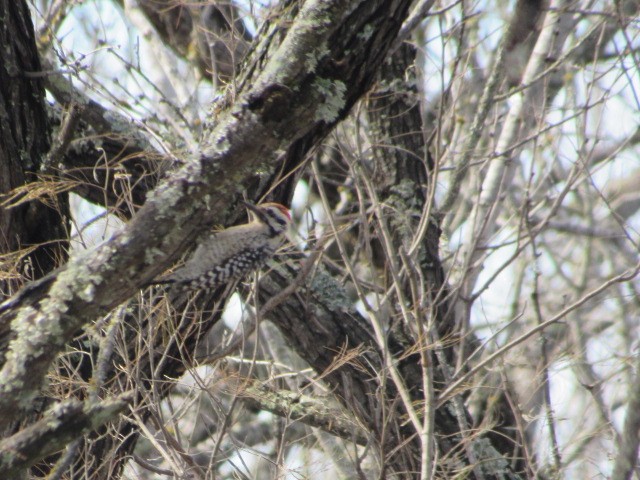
242,201,292,236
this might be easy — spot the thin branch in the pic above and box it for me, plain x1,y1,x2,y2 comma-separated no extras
437,262,640,408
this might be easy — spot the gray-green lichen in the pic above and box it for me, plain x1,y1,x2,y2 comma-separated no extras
144,247,166,265
0,244,112,409
313,78,346,123
305,42,330,72
385,180,422,239
389,179,418,202
471,437,511,477
309,269,351,312
357,24,375,42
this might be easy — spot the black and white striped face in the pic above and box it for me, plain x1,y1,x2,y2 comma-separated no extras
245,202,292,237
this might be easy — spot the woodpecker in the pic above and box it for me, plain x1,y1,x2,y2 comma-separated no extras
157,202,292,291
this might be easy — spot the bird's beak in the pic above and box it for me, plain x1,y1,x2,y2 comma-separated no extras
240,200,261,216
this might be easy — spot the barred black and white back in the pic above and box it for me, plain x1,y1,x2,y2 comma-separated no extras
158,202,291,291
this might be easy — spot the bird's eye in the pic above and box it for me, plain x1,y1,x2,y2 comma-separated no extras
265,208,289,227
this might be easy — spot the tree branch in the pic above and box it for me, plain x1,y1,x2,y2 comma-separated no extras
0,393,131,477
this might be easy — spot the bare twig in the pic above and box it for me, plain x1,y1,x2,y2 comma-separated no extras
438,263,640,408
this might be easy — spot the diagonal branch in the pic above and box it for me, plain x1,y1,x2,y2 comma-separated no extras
0,393,132,477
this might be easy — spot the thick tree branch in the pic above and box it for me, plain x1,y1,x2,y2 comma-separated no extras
0,394,131,477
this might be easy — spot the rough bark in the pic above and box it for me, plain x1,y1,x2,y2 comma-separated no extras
0,395,130,477
0,0,69,292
